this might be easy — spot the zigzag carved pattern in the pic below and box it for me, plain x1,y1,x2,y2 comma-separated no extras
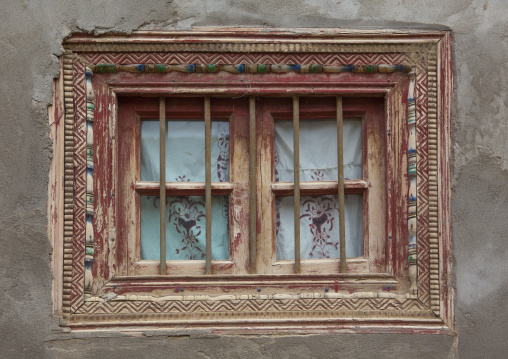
415,67,431,305
75,297,427,315
80,52,412,66
71,57,87,312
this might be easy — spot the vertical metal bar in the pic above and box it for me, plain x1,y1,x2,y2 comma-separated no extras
249,96,257,273
337,96,346,273
205,96,212,275
159,97,166,275
293,96,301,273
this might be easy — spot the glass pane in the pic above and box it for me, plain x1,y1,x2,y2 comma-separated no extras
141,120,230,182
276,194,363,260
274,119,362,182
140,195,229,260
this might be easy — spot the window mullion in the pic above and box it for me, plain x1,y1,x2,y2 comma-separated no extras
293,96,300,274
159,96,166,275
336,96,346,273
205,96,212,275
249,96,257,274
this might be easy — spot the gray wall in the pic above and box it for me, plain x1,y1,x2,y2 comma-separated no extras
1,1,507,358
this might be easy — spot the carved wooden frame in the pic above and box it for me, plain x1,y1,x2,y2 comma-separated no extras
49,28,453,333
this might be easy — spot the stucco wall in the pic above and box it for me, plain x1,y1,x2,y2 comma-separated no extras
1,1,507,358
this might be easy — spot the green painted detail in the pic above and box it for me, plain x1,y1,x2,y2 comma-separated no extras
86,194,94,204
365,65,376,73
257,64,267,73
409,163,416,175
207,64,218,72
86,246,94,256
86,147,94,157
155,64,166,73
87,103,94,111
96,64,117,73
309,64,320,73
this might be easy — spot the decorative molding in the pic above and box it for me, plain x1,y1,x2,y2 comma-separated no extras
66,42,433,55
80,52,415,67
70,56,87,313
62,53,74,316
427,47,440,314
416,54,431,307
57,30,451,329
84,66,95,295
73,292,429,318
407,70,418,295
89,63,411,74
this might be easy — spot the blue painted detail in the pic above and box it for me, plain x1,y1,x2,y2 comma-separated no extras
346,65,355,72
288,64,300,72
186,64,196,72
136,64,145,72
408,148,416,155
85,68,93,78
237,64,245,73
409,195,416,201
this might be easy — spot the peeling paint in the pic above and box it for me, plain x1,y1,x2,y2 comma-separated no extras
0,0,507,357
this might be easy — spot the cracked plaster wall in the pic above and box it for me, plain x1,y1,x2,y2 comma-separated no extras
0,0,507,358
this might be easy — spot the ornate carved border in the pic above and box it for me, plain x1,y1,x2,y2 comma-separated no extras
57,30,452,331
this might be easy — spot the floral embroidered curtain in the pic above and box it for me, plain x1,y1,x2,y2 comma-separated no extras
138,118,363,261
140,120,230,260
274,119,364,259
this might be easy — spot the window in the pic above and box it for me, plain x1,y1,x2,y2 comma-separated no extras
116,96,383,279
51,29,453,332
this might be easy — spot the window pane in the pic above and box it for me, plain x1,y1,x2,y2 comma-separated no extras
274,119,362,182
141,120,230,182
276,194,363,260
140,195,230,260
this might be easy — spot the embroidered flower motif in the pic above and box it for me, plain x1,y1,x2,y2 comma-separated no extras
168,197,206,260
300,196,339,258
216,129,230,182
175,175,190,182
311,171,324,181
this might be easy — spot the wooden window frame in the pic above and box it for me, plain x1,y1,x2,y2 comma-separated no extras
50,28,453,333
258,97,384,276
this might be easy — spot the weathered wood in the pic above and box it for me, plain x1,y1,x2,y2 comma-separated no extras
271,180,368,195
58,30,453,331
336,96,346,273
272,258,369,276
438,32,453,326
159,97,166,275
49,57,66,315
106,268,397,295
135,181,234,195
293,96,300,274
230,98,251,275
204,96,212,275
249,96,257,273
89,63,411,74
